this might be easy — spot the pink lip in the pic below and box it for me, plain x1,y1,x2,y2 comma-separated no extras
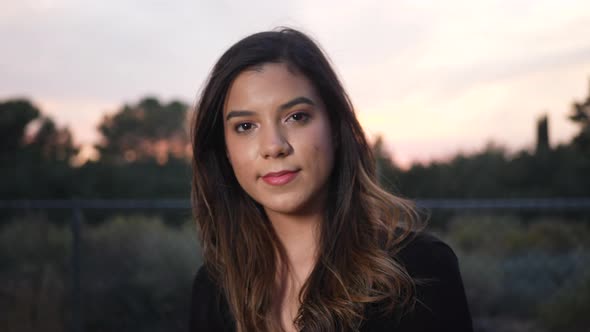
261,170,299,186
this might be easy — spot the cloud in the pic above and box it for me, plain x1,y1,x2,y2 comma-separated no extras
1,0,589,163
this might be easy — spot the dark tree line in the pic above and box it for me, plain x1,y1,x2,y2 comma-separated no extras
373,83,590,200
1,97,191,200
1,99,77,199
1,80,589,221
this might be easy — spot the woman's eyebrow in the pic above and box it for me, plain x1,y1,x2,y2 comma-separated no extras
226,110,255,121
278,96,315,112
226,96,316,121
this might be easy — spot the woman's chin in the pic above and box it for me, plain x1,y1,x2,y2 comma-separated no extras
259,196,317,217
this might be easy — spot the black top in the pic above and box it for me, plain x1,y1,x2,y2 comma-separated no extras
189,232,473,331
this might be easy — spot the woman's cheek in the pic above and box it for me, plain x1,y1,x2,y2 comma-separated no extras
228,139,257,173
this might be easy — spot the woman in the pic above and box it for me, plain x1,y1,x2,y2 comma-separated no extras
190,28,473,331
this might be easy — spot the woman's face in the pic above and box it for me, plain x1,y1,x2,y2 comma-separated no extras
223,62,335,216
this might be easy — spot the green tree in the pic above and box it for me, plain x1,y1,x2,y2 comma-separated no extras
0,98,77,163
569,81,590,152
29,118,77,163
0,98,78,201
96,97,190,164
0,99,40,153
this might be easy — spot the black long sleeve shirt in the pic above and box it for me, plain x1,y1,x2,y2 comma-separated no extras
189,232,474,331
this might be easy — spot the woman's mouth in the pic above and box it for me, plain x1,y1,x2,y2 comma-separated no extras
261,170,300,186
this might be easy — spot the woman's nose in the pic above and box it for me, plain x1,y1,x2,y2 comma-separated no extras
260,127,292,159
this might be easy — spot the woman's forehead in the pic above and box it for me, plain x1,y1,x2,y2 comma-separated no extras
224,63,321,113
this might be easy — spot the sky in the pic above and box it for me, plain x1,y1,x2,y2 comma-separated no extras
1,0,590,167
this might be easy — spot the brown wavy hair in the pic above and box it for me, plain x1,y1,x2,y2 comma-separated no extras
191,28,424,331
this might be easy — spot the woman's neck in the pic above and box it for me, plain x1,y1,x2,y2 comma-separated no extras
266,210,321,331
266,210,321,272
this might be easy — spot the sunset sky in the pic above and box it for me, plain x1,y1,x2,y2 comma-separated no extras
2,0,589,167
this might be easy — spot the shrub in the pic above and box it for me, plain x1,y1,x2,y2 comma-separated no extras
0,215,202,332
82,216,201,331
442,214,590,324
538,267,590,332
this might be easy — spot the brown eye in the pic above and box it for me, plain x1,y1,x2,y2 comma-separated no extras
288,112,310,122
235,122,255,133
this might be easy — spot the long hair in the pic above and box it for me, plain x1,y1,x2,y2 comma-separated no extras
191,27,423,331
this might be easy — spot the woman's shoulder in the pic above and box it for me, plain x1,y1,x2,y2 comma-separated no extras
190,232,473,332
395,231,460,277
189,265,235,331
384,231,474,331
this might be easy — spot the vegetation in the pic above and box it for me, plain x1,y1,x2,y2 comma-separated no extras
1,80,589,331
1,214,588,332
1,81,589,203
0,215,200,332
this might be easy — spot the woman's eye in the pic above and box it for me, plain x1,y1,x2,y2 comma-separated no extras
235,123,254,133
288,112,310,122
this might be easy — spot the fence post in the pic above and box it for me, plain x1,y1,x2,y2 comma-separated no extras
71,205,83,332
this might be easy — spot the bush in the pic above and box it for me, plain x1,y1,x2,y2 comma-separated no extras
0,215,202,332
0,214,70,272
538,268,590,332
82,216,201,332
0,214,70,332
439,213,590,331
